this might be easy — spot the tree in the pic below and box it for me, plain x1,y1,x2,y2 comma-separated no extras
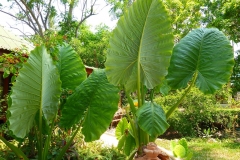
105,0,135,19
163,0,203,42
0,0,100,39
70,24,111,68
202,0,240,43
231,49,240,94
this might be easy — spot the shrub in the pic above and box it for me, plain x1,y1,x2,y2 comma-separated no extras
155,87,240,137
212,108,240,131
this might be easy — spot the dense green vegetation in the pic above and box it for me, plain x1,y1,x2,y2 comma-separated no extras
155,87,240,137
0,0,239,160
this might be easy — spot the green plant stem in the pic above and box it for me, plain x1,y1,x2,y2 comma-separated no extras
0,136,29,160
140,84,149,146
150,89,154,102
42,115,56,160
125,112,139,148
137,59,142,107
128,149,138,160
166,72,198,119
125,91,136,114
38,109,43,160
141,84,145,105
55,121,82,160
139,128,148,146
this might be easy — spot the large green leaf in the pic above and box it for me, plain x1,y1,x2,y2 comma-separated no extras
9,45,61,138
60,69,119,142
136,102,169,137
166,28,234,94
105,0,174,92
57,43,87,90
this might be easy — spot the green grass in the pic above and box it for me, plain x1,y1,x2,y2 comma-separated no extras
156,138,240,160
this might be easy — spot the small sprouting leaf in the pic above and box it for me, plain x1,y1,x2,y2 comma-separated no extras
173,145,186,158
115,117,129,140
117,135,126,150
124,134,136,156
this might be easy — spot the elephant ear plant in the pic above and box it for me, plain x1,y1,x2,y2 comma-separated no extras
0,43,119,160
105,0,234,159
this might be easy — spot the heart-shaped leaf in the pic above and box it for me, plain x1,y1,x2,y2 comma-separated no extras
136,102,169,137
166,28,234,94
9,45,61,138
60,69,119,142
105,0,174,92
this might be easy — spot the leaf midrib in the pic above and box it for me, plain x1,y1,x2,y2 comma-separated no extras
137,1,153,79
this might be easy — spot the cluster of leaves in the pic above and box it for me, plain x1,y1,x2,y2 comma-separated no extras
0,46,32,118
31,30,66,61
202,0,240,43
106,0,135,19
0,43,120,160
163,0,203,41
58,20,79,39
70,24,111,68
0,47,29,82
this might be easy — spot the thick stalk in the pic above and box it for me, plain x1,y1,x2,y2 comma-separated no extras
125,90,139,147
166,72,198,119
125,112,139,148
38,109,43,160
128,149,138,160
139,128,148,146
137,60,142,107
42,115,56,160
136,60,142,147
125,90,137,114
140,83,148,145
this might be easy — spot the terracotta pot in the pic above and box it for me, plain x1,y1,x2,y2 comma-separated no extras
134,142,171,160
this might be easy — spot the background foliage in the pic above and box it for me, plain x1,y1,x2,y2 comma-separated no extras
155,87,240,137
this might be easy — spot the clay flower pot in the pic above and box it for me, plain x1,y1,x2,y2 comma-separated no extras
135,142,171,160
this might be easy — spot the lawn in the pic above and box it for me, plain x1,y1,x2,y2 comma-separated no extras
156,138,240,160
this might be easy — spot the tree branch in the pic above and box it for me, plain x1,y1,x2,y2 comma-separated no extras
44,0,53,29
75,0,97,37
0,9,39,35
36,2,47,30
13,1,39,33
7,22,33,39
18,0,44,38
